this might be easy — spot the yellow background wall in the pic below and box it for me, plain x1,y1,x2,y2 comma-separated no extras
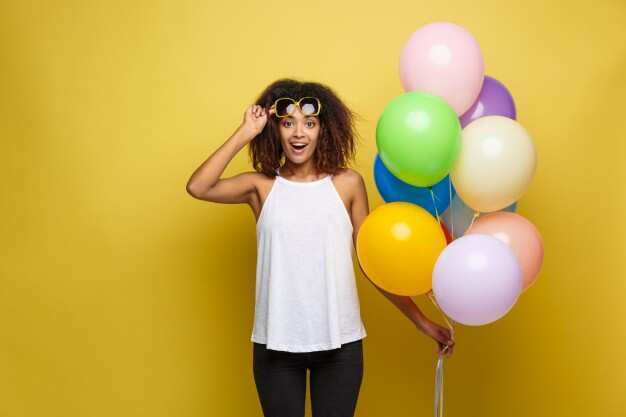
1,1,625,416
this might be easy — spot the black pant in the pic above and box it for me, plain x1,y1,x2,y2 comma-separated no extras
252,339,364,417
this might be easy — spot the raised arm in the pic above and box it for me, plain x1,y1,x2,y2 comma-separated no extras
186,105,273,204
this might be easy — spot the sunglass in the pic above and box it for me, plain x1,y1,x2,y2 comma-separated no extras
270,96,322,118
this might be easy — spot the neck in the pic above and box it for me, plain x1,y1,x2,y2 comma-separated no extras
280,160,324,180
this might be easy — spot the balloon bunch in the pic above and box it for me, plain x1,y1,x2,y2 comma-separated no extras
359,19,544,322
356,21,544,416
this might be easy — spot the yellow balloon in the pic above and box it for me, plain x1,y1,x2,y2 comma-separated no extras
356,202,447,296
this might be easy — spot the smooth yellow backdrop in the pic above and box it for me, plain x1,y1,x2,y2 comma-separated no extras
1,1,625,416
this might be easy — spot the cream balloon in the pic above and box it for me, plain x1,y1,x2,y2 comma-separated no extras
450,116,536,212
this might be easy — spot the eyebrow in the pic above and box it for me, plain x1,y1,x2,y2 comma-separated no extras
285,115,317,120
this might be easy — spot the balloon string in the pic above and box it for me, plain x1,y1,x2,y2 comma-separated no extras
427,291,455,417
467,211,480,232
427,291,455,340
448,179,454,239
434,354,444,417
428,187,441,223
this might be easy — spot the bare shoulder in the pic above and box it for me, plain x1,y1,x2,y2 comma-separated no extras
252,171,276,189
243,170,268,183
332,167,365,203
334,167,364,186
232,170,272,188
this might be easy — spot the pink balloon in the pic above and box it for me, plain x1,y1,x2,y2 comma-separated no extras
399,22,484,115
466,212,544,292
432,234,522,326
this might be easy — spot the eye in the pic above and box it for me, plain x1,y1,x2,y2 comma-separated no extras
283,120,293,128
306,120,316,128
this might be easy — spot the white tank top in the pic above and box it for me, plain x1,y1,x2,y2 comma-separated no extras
250,168,367,352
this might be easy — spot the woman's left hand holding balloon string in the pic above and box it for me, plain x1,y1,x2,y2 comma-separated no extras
416,317,455,358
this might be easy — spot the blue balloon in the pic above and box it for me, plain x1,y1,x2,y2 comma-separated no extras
374,154,455,216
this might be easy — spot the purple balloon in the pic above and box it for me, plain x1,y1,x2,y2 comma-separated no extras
432,234,522,326
459,75,516,128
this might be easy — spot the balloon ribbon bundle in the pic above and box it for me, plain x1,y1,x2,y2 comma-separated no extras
427,291,455,417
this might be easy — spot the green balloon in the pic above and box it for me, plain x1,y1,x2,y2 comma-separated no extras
376,92,461,187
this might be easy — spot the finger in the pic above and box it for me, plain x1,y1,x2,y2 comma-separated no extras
437,330,450,345
439,338,453,351
444,345,453,357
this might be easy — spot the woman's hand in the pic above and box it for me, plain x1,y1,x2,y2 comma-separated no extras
239,104,274,141
416,317,455,358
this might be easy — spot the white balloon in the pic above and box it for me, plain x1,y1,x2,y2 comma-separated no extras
450,116,536,212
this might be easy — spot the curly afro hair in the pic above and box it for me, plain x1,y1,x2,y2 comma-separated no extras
248,78,363,177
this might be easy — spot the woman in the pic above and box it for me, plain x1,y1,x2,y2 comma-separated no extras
186,78,454,417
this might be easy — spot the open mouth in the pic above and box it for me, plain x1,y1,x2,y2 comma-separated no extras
290,143,308,153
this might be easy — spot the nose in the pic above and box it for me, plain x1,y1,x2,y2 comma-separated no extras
294,121,306,137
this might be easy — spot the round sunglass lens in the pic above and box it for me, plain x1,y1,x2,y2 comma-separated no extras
300,98,319,115
301,103,316,115
275,99,294,117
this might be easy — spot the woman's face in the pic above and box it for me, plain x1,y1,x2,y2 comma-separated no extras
277,107,320,163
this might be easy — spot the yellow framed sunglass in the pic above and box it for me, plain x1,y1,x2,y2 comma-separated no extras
270,96,322,118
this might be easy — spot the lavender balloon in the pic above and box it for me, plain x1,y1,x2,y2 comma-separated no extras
459,75,516,128
432,234,522,326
